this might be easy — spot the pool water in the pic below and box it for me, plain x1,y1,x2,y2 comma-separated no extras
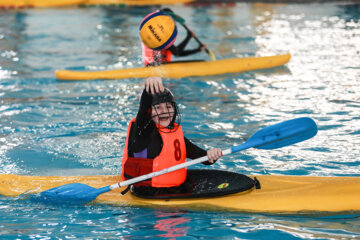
1,2,360,239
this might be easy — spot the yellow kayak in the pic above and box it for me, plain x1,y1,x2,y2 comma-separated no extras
0,0,192,8
56,54,291,81
1,172,359,214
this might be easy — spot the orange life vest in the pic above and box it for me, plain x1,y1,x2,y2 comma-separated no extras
141,42,172,66
121,118,187,187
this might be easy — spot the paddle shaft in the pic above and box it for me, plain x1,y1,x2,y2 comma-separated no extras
181,24,216,61
181,24,208,53
109,148,232,190
163,9,216,61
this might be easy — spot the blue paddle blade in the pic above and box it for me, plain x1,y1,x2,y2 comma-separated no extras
32,183,110,204
231,117,317,153
250,117,318,150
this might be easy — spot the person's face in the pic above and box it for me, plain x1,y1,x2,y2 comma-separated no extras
151,102,174,127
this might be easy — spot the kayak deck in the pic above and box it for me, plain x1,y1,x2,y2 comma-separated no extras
56,54,291,81
1,173,359,214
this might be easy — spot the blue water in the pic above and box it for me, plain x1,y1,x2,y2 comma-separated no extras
1,2,360,239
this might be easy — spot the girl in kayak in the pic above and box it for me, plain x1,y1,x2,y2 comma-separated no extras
139,8,206,66
121,78,222,196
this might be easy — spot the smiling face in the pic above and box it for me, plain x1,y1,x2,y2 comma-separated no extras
151,102,175,127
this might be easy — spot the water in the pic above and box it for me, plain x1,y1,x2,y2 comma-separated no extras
1,2,360,239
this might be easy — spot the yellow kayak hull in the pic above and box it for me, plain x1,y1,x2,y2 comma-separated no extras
1,173,359,214
56,54,291,81
0,0,192,8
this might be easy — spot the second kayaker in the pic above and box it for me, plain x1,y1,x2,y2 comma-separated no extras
139,8,206,66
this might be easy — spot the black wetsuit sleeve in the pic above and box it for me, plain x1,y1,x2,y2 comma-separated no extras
184,137,215,165
128,90,157,155
168,30,202,57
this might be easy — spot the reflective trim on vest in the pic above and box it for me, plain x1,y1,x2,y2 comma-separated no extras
121,118,187,187
141,42,172,66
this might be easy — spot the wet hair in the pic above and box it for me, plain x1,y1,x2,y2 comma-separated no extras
152,88,176,106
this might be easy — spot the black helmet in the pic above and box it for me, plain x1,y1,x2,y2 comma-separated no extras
151,88,180,131
151,88,176,106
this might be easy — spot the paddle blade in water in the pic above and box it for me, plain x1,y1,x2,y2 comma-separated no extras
250,117,318,150
208,49,216,61
32,183,110,204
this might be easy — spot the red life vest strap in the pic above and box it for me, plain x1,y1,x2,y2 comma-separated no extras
123,157,154,187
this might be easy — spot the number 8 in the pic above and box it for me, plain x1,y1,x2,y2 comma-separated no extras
173,139,181,161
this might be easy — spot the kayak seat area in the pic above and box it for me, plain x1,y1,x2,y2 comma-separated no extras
131,169,259,199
